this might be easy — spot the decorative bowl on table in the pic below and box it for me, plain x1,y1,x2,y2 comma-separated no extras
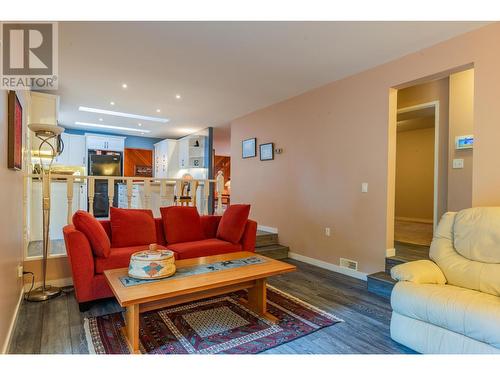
128,244,176,280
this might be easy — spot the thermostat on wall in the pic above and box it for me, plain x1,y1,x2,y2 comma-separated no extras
455,135,474,150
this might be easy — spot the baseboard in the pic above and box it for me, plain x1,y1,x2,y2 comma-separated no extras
257,225,278,234
24,276,73,290
2,286,24,354
288,252,367,281
386,248,396,257
395,216,433,224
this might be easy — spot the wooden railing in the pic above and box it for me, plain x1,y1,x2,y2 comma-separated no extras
27,171,225,226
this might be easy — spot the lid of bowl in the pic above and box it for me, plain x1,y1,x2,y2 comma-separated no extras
131,249,174,261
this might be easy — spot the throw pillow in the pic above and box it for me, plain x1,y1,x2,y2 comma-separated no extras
73,210,111,258
216,204,251,244
160,206,205,244
109,207,156,248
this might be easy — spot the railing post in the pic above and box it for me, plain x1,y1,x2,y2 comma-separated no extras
190,180,198,209
160,180,167,207
66,176,74,224
108,178,115,208
126,179,133,208
203,180,210,215
175,180,182,206
144,179,151,209
216,171,224,215
88,177,95,215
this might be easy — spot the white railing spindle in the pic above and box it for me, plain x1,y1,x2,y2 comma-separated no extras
88,177,95,215
216,170,224,215
66,176,74,224
144,179,151,209
203,180,210,215
108,178,115,208
126,179,133,208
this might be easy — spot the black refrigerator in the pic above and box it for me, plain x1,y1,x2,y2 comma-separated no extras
88,150,122,217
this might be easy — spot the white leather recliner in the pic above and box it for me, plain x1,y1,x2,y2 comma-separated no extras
390,207,500,354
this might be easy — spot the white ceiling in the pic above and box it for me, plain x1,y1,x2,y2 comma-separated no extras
55,21,487,139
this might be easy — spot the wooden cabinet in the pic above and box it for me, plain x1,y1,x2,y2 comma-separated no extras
86,134,125,151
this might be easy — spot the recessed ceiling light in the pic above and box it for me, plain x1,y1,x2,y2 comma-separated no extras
99,118,103,122
122,83,127,89
110,101,115,106
141,132,145,135
156,109,161,113
138,123,142,127
75,121,151,133
78,106,169,123
175,94,181,99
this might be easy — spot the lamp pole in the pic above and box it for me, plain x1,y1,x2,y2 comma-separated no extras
26,124,64,302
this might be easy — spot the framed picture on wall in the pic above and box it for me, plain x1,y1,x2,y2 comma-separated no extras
242,138,257,158
8,91,23,170
260,142,274,161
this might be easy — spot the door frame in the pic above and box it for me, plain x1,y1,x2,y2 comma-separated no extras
395,100,440,231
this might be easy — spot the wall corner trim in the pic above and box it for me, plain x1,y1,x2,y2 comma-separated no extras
2,286,24,354
257,225,278,234
386,248,396,257
288,252,368,281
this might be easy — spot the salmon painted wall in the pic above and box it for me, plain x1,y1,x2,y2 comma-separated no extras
230,23,500,274
0,90,27,352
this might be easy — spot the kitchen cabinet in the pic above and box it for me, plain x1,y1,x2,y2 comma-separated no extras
54,133,86,167
178,138,189,169
154,139,177,178
86,134,125,151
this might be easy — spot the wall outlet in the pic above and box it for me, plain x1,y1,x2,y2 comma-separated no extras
325,227,331,237
17,264,23,278
453,159,464,169
361,182,368,193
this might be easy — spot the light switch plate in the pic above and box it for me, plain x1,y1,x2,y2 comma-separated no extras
361,182,368,193
453,159,464,169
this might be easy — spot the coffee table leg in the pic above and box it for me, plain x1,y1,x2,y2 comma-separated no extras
247,279,267,314
125,304,140,354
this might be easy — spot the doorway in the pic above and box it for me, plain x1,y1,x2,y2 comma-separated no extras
394,102,438,246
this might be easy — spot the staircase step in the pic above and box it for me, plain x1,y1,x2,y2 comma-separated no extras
385,257,406,274
255,231,279,247
255,244,289,260
367,271,396,299
385,242,430,273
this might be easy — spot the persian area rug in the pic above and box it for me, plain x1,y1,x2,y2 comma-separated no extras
84,285,342,354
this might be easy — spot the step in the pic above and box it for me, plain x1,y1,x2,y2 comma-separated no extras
366,271,396,299
255,230,279,247
385,241,430,273
255,244,289,260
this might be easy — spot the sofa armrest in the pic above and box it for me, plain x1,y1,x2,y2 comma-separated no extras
391,260,447,285
241,220,257,252
63,225,96,302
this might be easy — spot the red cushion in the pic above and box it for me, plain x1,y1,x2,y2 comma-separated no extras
167,238,241,260
109,207,156,248
73,210,111,258
95,244,168,274
216,204,251,244
160,206,205,244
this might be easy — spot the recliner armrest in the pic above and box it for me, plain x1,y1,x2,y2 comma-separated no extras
391,260,447,284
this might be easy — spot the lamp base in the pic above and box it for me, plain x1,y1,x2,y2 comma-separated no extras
25,285,62,302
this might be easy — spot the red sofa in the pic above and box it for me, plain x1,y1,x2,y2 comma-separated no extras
63,214,257,309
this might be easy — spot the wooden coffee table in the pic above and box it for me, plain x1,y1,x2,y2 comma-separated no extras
104,251,296,354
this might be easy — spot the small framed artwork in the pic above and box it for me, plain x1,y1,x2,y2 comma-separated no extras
135,165,153,177
260,142,274,161
242,138,257,159
8,91,23,170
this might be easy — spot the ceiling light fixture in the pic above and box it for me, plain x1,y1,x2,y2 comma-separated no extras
175,94,181,99
138,123,142,127
74,121,151,133
156,109,161,113
110,101,115,106
78,106,169,123
122,83,128,89
99,118,103,122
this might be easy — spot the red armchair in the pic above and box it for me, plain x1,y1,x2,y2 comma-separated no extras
63,215,257,309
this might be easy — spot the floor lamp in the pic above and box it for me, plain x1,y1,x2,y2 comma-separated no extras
26,123,64,302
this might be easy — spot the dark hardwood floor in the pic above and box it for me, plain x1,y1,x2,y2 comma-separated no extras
9,259,415,354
